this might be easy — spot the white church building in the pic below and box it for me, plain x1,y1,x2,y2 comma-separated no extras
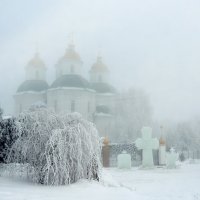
14,42,117,137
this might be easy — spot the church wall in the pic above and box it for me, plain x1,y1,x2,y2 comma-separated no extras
47,88,96,120
14,92,46,116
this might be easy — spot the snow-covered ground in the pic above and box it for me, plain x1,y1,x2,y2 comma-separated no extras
0,161,200,200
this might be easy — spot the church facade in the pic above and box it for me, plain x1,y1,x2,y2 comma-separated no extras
14,42,117,137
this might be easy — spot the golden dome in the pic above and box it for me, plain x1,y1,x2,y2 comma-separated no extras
59,44,81,62
159,136,166,145
90,56,109,73
27,53,45,68
103,136,109,146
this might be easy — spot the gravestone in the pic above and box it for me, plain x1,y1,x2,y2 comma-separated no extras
166,148,178,168
109,143,140,167
117,150,131,169
135,127,159,168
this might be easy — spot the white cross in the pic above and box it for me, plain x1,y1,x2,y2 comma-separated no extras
135,127,159,168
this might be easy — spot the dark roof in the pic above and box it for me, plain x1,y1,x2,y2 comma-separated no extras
90,82,116,94
17,80,49,93
51,74,91,89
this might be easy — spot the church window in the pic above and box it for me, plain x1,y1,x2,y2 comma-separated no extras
70,65,75,73
71,100,75,112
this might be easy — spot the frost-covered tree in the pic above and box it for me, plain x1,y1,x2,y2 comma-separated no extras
8,108,102,185
0,118,18,163
112,88,152,142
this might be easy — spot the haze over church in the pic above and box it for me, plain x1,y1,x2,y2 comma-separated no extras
14,41,117,137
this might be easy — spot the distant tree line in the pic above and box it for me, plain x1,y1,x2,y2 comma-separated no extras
111,88,153,143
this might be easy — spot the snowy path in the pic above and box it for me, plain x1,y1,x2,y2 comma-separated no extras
0,162,200,200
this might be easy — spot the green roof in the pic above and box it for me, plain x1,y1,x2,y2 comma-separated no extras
17,80,49,93
51,74,91,89
90,82,116,94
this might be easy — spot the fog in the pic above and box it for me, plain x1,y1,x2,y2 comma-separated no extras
0,0,200,122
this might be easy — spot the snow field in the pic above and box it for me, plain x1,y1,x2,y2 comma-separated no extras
0,161,200,200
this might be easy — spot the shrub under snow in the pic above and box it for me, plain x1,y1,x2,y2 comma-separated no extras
8,108,102,185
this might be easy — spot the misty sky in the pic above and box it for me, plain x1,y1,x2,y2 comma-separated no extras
0,0,200,121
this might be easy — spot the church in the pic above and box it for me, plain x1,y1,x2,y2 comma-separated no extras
14,41,117,137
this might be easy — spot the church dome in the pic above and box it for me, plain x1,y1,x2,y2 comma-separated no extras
90,56,108,73
91,82,116,94
26,53,46,69
57,44,81,63
17,80,49,93
51,74,91,89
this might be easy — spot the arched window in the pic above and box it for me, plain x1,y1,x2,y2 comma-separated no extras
71,100,75,112
70,65,75,73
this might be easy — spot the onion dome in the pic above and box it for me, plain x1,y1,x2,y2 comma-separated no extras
90,56,109,73
57,44,81,63
17,80,49,93
159,136,166,146
91,82,116,94
26,52,46,69
51,74,91,89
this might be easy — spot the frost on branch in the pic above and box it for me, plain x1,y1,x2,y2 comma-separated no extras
8,108,102,185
